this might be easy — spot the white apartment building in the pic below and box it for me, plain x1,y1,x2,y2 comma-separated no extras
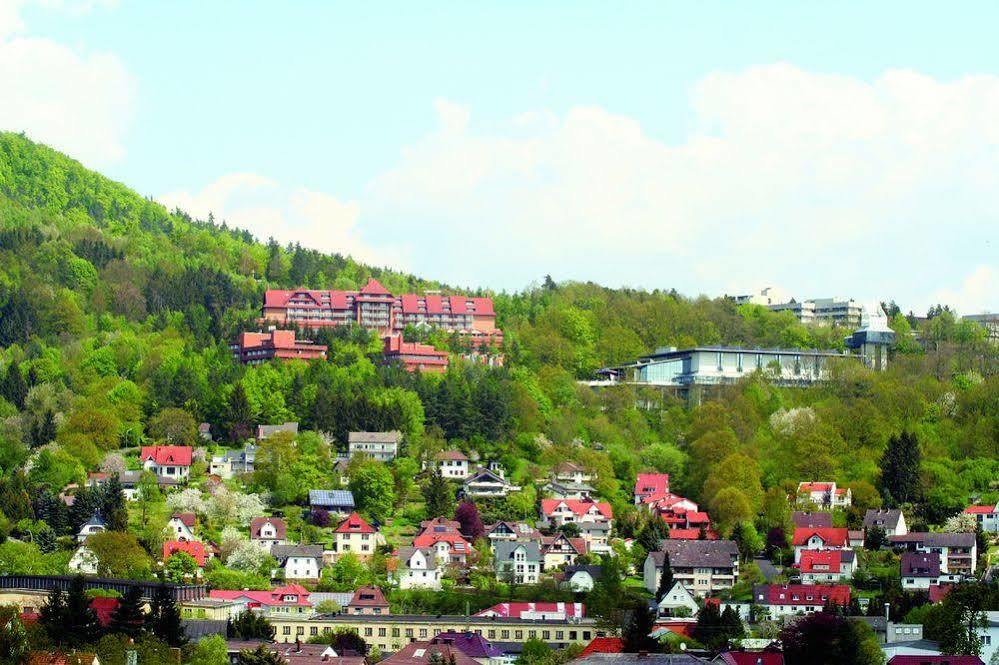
347,431,401,461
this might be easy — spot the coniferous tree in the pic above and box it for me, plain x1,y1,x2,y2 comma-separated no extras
422,468,452,519
148,585,187,647
110,585,147,638
226,383,253,443
237,644,284,665
879,431,922,506
622,603,657,652
228,611,275,641
1,361,27,410
39,587,67,645
101,476,128,531
31,409,58,447
34,523,57,553
64,575,101,647
655,552,674,602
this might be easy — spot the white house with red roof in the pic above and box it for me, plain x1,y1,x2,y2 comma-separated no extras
140,446,192,481
163,540,210,568
540,534,587,570
797,481,851,509
792,527,852,563
209,584,313,617
965,502,999,533
412,529,474,566
250,517,287,552
539,498,613,529
634,473,670,505
796,549,856,583
333,512,384,559
475,602,585,621
752,584,851,618
167,513,196,541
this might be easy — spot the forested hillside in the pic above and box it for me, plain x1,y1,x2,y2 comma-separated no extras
0,130,996,547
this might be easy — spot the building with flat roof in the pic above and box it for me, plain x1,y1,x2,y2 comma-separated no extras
230,330,327,364
382,336,449,374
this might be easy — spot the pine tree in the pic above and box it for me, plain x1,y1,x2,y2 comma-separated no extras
622,603,657,652
1,362,27,410
655,552,674,602
101,476,129,531
879,431,922,506
39,588,66,646
64,575,101,647
228,611,275,641
226,383,253,443
422,468,452,519
110,585,147,638
34,523,57,553
32,409,57,447
148,585,187,647
237,644,284,665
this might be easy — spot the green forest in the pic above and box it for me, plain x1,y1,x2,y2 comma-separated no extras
0,129,997,566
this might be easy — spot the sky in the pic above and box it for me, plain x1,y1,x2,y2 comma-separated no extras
1,1,997,315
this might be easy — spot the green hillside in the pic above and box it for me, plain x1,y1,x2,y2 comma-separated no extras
0,129,996,545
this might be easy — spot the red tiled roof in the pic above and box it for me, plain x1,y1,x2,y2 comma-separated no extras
141,445,192,466
413,531,472,551
964,505,997,514
798,482,834,492
791,527,849,547
798,549,846,573
540,499,613,519
250,516,287,540
163,540,208,567
580,638,624,656
359,278,391,295
171,512,196,527
756,584,850,606
634,473,670,502
474,602,584,619
381,641,479,665
89,597,118,626
436,450,469,461
655,620,695,637
928,584,953,604
668,528,719,540
335,512,376,535
346,585,389,608
210,584,312,607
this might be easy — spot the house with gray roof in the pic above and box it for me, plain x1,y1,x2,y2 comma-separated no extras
494,540,542,584
257,422,299,440
309,490,356,516
394,546,442,590
863,508,907,536
889,532,977,575
272,544,324,581
348,431,401,461
644,540,739,597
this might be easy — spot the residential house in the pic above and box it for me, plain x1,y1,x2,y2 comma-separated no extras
462,467,520,498
752,584,851,618
796,549,856,583
209,584,313,618
250,517,288,552
209,444,257,479
656,581,699,618
541,534,587,571
797,481,852,509
495,540,542,584
231,330,327,365
965,503,999,533
863,509,908,537
792,511,833,529
382,336,449,374
553,462,593,485
889,532,977,575
428,450,471,479
163,540,210,568
886,658,984,665
380,640,480,665
393,546,442,590
900,552,966,590
273,544,324,581
139,445,192,482
347,431,401,462
344,586,390,615
412,527,474,566
225,642,362,665
333,512,384,559
539,499,614,530
77,514,106,542
423,632,505,665
791,527,851,563
474,602,585,620
667,528,719,541
168,513,196,541
561,565,603,593
309,490,356,516
634,473,670,505
542,479,596,500
484,521,541,543
644,540,740,597
257,422,299,440
117,470,142,501
68,545,99,575
714,652,784,665
579,520,612,553
979,611,999,665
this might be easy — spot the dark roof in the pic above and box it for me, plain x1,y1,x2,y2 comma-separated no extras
652,540,739,568
381,641,480,665
495,540,541,561
569,655,707,665
431,632,504,659
272,544,324,562
901,551,941,577
791,511,833,528
863,509,903,530
309,489,356,509
346,585,389,608
887,657,983,665
890,532,976,548
564,565,604,580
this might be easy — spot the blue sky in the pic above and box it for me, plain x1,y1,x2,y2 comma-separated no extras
2,1,997,313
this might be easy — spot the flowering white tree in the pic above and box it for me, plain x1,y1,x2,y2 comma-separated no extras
227,540,270,573
206,486,267,528
943,512,978,534
99,452,126,475
219,526,244,561
769,407,817,437
166,488,208,515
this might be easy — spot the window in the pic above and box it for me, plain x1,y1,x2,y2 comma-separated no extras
282,626,291,635
310,627,318,636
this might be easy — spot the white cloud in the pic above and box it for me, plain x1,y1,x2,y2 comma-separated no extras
0,0,134,166
927,266,998,316
159,175,407,270
366,64,999,309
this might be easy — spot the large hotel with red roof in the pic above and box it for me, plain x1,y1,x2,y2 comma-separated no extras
261,278,502,347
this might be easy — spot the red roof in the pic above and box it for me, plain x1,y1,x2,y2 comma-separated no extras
792,527,849,547
928,583,953,603
171,512,196,527
756,584,850,606
436,450,469,461
89,597,118,626
346,585,389,608
634,473,670,502
335,512,376,535
719,653,784,665
964,504,997,514
413,530,473,552
474,602,585,619
359,278,391,295
540,499,613,519
798,549,846,573
655,620,695,638
668,528,719,540
210,584,312,608
798,482,834,492
163,540,209,567
250,516,287,540
141,446,193,466
580,638,624,656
